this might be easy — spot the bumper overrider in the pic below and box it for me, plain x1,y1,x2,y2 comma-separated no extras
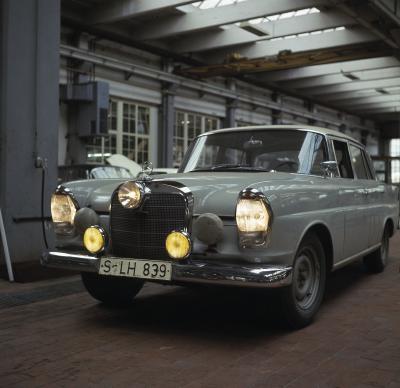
41,251,293,288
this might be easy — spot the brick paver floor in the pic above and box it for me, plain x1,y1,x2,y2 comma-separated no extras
1,235,400,387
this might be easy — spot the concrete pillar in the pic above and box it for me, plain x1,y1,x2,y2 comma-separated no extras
159,83,176,167
0,0,60,268
225,98,237,128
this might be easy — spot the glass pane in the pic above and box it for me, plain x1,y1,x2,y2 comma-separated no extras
391,160,400,183
333,140,354,179
137,138,149,164
349,145,368,180
137,106,150,134
182,129,327,174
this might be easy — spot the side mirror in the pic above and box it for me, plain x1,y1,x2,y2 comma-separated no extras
320,161,338,178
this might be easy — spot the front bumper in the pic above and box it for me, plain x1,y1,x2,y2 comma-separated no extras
41,251,293,288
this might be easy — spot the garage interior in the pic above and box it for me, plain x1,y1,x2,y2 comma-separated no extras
1,0,400,386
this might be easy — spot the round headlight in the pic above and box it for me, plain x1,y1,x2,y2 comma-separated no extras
118,181,143,209
51,193,77,224
83,226,106,254
165,231,191,260
236,198,269,233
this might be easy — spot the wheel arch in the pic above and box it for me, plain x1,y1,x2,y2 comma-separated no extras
384,217,395,238
297,222,334,272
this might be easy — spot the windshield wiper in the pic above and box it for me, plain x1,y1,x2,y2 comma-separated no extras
191,164,268,172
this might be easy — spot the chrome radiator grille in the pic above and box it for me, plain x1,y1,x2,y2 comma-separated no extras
110,186,188,260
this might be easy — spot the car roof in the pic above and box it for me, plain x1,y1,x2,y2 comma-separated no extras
202,125,364,147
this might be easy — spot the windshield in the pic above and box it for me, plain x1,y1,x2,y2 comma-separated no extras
90,166,133,179
180,129,328,175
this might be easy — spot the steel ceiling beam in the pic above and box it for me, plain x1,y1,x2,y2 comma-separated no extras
352,100,400,112
370,0,400,27
173,9,354,53
204,28,378,63
256,56,400,82
315,87,400,101
283,66,400,89
131,0,328,40
176,43,388,78
334,94,400,107
305,77,400,95
89,0,197,25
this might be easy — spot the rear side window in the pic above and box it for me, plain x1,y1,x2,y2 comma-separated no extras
333,140,354,179
349,144,369,180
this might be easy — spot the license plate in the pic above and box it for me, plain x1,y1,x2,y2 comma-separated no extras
99,258,172,281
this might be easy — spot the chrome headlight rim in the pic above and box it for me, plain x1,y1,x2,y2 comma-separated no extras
236,188,273,248
117,181,145,209
51,186,80,235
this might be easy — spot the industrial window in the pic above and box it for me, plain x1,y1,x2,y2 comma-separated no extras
390,139,400,183
173,111,219,168
87,99,151,164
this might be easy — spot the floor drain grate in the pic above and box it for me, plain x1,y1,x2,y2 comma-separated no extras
0,280,85,309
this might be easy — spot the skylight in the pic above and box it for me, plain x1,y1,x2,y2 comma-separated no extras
192,0,247,9
239,7,320,25
269,26,346,42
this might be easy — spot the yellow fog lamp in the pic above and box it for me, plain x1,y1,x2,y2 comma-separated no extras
83,226,107,254
165,231,191,260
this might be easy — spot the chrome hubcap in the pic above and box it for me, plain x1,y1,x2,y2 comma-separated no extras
293,248,320,310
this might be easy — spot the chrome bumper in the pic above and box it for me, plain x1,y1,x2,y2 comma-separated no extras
41,251,292,288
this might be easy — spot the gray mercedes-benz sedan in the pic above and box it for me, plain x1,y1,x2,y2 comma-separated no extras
42,125,399,328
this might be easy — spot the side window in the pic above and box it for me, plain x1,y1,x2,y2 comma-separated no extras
363,150,376,180
349,144,369,180
333,140,354,179
309,136,328,176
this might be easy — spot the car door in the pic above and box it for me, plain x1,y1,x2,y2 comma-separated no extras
332,139,370,259
360,148,386,247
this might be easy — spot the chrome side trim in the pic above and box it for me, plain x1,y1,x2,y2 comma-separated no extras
41,251,99,272
172,262,292,288
332,243,381,270
42,251,292,288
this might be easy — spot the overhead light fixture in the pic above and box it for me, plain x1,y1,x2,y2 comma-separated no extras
341,71,360,81
376,88,390,95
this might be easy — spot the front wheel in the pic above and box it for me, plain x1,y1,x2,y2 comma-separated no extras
278,233,326,329
81,272,144,306
364,226,390,273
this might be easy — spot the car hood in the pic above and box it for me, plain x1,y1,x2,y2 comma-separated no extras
157,172,312,216
63,172,314,215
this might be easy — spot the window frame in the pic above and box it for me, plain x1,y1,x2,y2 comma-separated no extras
86,98,152,164
173,110,220,168
329,138,355,179
348,142,372,180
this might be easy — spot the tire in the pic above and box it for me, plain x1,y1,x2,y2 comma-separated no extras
364,225,390,273
81,272,144,306
278,233,326,329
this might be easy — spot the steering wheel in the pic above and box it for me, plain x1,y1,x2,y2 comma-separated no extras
273,160,298,171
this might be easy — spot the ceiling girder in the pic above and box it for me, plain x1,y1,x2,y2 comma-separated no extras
173,9,354,53
89,0,196,25
131,0,328,41
175,43,389,78
304,76,400,95
255,56,400,82
281,66,400,89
